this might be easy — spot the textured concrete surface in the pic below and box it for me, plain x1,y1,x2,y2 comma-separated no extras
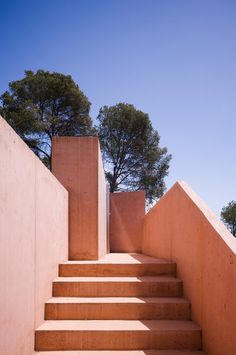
36,319,201,331
36,351,206,355
52,137,107,260
61,253,173,264
0,116,68,355
143,181,236,355
109,191,145,252
35,351,206,355
59,253,176,277
35,320,201,351
36,253,203,353
52,276,183,297
45,296,190,320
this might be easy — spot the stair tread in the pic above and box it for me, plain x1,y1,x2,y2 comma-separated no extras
54,276,181,282
46,297,189,304
36,320,200,331
62,253,174,265
35,352,205,354
36,254,203,352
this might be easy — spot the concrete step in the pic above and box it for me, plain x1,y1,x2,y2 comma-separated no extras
59,254,176,277
52,276,182,297
35,351,206,355
45,297,190,320
35,320,202,351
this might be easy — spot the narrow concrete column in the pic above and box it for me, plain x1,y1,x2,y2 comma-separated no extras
52,137,107,260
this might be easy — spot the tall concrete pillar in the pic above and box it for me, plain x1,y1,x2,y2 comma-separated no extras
52,137,107,260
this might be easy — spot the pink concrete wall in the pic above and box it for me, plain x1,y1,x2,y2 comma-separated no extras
142,181,236,355
109,191,145,252
0,116,68,355
52,137,107,260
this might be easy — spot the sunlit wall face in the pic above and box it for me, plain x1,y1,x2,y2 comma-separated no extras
1,0,235,216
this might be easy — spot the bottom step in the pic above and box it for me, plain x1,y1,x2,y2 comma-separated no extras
35,320,201,351
35,351,206,354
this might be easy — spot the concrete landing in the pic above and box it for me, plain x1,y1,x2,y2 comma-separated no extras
59,253,176,277
63,253,173,264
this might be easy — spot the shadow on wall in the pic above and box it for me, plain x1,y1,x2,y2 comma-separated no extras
109,190,145,253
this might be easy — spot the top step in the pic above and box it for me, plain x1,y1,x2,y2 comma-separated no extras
59,253,176,277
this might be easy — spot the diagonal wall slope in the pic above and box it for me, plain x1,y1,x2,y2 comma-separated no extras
142,181,236,355
0,116,68,355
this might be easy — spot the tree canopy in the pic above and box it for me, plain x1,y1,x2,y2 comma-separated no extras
0,70,93,167
221,201,236,237
97,102,171,204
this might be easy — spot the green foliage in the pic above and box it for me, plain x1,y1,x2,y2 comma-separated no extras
0,70,93,168
97,102,171,204
221,201,236,237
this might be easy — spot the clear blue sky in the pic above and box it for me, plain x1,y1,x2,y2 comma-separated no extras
1,0,236,216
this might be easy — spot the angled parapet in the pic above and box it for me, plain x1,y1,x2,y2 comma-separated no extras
0,116,68,355
52,137,107,260
142,181,236,355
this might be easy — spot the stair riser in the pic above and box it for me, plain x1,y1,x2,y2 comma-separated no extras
45,302,190,320
35,330,201,351
59,264,176,277
53,281,182,297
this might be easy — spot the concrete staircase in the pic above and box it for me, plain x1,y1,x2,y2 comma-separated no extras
35,253,205,354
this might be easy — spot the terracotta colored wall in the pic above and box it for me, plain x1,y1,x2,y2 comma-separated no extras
110,191,145,252
52,137,107,260
0,116,68,355
142,181,236,355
